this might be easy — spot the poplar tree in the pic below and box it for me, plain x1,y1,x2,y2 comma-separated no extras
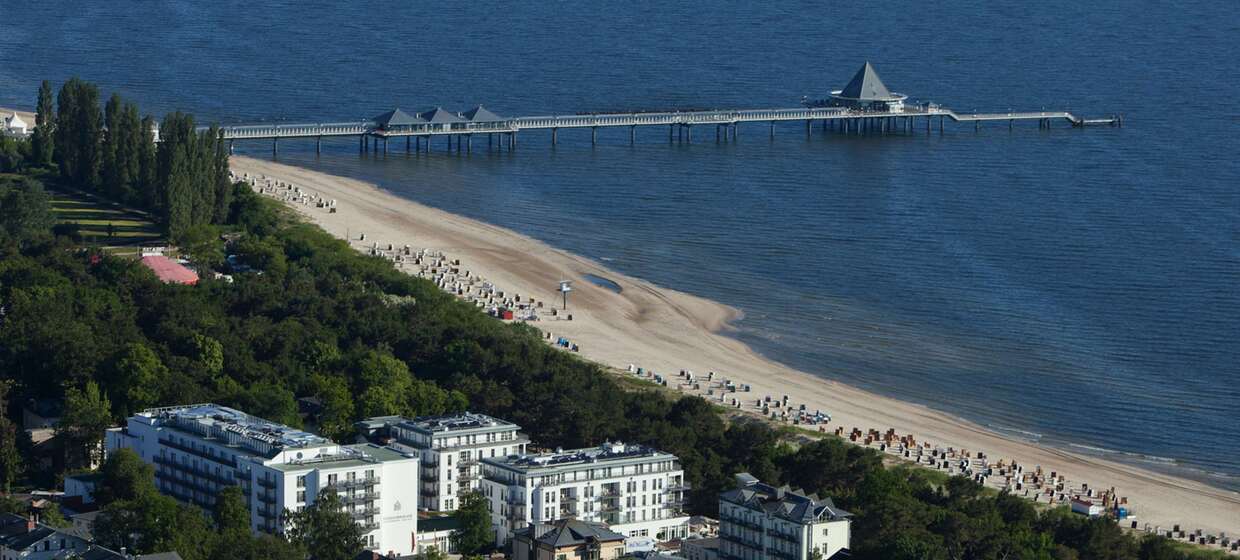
102,93,123,197
32,80,55,166
54,78,102,189
139,115,158,210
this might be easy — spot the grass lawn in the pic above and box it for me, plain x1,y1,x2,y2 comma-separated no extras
49,188,166,249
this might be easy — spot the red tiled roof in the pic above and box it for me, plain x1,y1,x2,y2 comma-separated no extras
140,255,199,285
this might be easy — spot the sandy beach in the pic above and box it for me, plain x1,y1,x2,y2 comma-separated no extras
231,155,1238,537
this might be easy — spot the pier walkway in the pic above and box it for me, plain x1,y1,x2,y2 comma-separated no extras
215,104,1120,155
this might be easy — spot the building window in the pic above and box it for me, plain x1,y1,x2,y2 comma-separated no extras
365,469,374,480
297,475,306,488
328,474,337,485
297,490,306,502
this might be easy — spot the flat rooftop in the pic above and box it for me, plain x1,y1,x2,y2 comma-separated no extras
485,442,676,472
268,443,416,472
394,411,522,436
140,403,330,452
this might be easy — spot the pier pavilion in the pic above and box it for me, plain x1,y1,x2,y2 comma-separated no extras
828,62,907,112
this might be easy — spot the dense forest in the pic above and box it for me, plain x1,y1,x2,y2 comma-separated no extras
0,80,1224,560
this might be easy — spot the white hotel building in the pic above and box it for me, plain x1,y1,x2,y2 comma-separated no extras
358,412,529,512
105,404,419,556
717,473,851,560
480,442,691,546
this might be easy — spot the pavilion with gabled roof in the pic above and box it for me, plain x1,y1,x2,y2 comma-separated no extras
829,62,907,112
371,108,424,131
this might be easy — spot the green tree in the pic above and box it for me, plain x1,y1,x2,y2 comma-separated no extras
138,115,158,209
54,78,102,189
106,342,170,417
451,492,492,555
92,448,155,506
57,381,113,469
355,350,413,417
284,490,363,560
39,502,70,528
0,175,54,244
102,93,123,198
32,80,55,166
0,381,22,493
212,485,250,538
310,374,355,441
414,546,448,560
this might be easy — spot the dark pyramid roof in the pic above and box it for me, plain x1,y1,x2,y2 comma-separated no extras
721,473,851,523
837,62,896,101
460,105,505,122
419,107,465,123
536,519,626,548
371,108,423,128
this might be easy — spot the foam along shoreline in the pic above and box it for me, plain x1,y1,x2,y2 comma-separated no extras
228,156,1240,539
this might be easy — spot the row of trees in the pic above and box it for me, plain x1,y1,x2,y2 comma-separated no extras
30,78,229,239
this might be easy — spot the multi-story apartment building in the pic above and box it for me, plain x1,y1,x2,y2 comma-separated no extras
480,442,691,546
357,412,528,512
105,404,419,556
717,473,851,560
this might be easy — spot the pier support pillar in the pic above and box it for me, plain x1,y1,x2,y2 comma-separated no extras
552,128,558,145
806,120,812,135
975,120,980,132
630,125,635,144
716,125,721,142
405,136,410,153
732,124,738,140
939,116,945,134
229,140,234,154
488,133,493,147
383,137,388,155
770,120,775,138
669,124,675,143
592,126,597,145
272,137,278,157
686,125,692,143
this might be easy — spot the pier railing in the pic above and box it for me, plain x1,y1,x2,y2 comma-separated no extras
206,103,1117,146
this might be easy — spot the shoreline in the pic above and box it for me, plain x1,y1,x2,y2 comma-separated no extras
232,156,1234,537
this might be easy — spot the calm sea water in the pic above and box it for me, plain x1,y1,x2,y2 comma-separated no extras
4,2,1238,490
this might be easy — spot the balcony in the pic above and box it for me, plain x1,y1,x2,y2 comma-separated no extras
350,505,380,518
258,477,277,489
153,455,234,486
327,477,379,491
257,490,277,504
766,528,799,543
158,437,238,468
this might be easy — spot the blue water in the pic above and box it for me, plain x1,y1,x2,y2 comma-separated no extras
4,2,1238,490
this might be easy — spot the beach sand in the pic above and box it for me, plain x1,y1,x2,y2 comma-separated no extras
234,155,1239,536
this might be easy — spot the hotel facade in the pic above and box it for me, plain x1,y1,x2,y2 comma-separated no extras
105,404,420,556
479,442,690,546
357,412,529,512
717,473,851,560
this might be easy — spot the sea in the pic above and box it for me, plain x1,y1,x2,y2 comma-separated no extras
3,1,1237,491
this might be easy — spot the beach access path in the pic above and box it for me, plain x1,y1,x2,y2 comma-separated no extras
230,156,1239,537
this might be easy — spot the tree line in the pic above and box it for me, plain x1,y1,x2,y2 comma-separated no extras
27,78,230,240
0,79,1225,560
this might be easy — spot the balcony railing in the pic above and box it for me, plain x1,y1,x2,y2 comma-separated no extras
258,477,277,489
158,437,238,468
153,455,234,486
766,528,799,543
327,477,379,491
